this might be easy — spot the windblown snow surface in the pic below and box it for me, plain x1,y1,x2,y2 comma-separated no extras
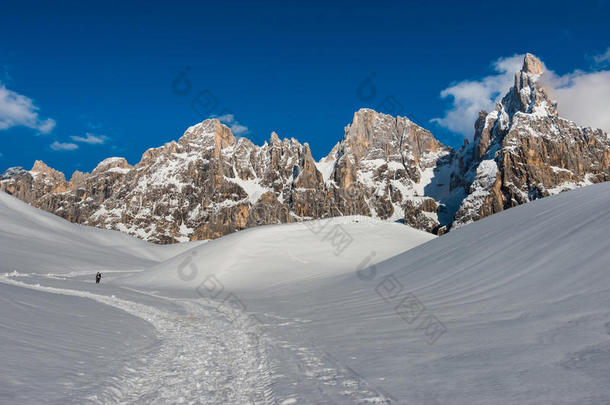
2,183,610,404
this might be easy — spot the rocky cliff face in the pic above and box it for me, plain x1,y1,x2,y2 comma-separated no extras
1,113,450,243
1,54,608,242
319,108,453,232
450,53,610,228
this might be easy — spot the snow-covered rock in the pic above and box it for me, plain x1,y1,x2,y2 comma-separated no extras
451,53,610,228
0,111,452,242
1,54,608,242
2,181,610,403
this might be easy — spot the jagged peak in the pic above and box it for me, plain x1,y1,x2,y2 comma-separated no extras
354,107,378,115
69,170,90,185
92,157,132,174
495,53,557,118
350,108,424,134
269,131,281,144
31,160,54,173
522,53,544,75
0,166,27,180
352,108,393,122
182,118,231,138
179,118,236,151
29,160,66,182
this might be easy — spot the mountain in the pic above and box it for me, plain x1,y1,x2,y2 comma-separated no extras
0,190,197,274
2,168,610,403
450,53,610,228
118,180,610,404
1,54,608,243
0,192,433,404
1,111,450,243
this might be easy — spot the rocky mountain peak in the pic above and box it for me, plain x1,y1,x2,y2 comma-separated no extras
0,167,26,180
343,108,399,162
30,160,67,184
1,61,608,244
179,119,235,150
342,108,448,166
469,53,560,162
452,53,609,230
522,53,543,74
503,53,557,117
269,131,281,144
69,170,90,187
92,157,132,175
31,160,55,174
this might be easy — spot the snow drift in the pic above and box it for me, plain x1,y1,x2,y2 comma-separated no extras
0,191,199,275
122,216,436,293
125,182,610,404
2,181,610,403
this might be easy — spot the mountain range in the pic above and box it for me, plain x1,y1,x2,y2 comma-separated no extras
2,53,608,243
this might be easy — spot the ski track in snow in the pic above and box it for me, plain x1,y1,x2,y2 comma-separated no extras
0,275,275,405
0,275,394,405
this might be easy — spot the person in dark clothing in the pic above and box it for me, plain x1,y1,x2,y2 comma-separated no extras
95,272,102,284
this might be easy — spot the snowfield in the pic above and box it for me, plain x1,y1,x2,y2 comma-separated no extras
1,182,610,404
122,216,435,293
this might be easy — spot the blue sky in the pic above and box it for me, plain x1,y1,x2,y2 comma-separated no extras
1,0,609,176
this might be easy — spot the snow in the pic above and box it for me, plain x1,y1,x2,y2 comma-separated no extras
177,221,194,243
98,157,125,164
547,181,583,194
531,100,550,117
0,166,26,180
157,182,610,404
0,192,195,273
106,167,132,174
0,281,157,404
473,159,498,188
224,176,270,204
452,159,499,228
314,156,336,184
2,182,610,403
551,165,573,174
122,216,435,292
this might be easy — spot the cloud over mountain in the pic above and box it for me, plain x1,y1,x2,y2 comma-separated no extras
433,54,610,139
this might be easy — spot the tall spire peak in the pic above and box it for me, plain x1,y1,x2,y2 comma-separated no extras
522,53,543,75
269,131,281,144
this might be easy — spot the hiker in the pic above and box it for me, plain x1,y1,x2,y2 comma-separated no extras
95,272,102,284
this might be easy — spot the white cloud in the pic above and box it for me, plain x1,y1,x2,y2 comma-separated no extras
50,141,78,151
433,53,610,139
593,47,610,66
542,69,610,133
216,113,250,136
70,132,108,145
431,54,525,139
0,83,55,134
229,123,249,136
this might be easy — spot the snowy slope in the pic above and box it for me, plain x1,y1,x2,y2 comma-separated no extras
0,193,433,404
0,192,200,275
240,183,610,404
122,216,436,292
0,282,157,404
2,183,610,404
124,182,610,404
0,192,274,404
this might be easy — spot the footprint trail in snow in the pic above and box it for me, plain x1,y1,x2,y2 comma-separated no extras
0,276,275,405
